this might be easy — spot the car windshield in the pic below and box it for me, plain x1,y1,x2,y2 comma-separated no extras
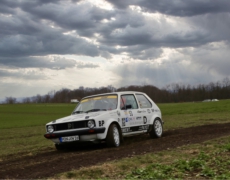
72,95,118,114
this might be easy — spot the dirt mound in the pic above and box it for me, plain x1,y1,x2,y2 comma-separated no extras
1,122,230,179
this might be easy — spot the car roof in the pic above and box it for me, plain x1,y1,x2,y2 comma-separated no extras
82,91,146,99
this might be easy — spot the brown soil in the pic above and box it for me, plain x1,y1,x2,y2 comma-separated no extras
1,122,230,179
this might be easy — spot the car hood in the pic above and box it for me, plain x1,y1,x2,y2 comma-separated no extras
46,110,117,125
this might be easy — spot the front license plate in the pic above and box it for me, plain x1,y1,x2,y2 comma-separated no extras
60,135,79,142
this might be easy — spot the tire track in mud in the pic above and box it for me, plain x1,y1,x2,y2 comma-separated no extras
1,122,230,179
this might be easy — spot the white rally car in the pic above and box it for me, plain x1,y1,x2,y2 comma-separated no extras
44,91,163,150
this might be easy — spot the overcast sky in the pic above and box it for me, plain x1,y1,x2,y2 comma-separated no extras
0,0,230,99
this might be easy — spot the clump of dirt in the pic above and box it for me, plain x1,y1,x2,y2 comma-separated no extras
1,122,230,179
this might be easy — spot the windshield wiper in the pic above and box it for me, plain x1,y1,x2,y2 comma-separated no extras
72,111,84,114
85,109,106,113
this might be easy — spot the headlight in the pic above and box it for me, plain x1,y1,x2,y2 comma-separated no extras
47,125,54,133
87,120,95,128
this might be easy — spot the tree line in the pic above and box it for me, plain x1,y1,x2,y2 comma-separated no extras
3,77,230,104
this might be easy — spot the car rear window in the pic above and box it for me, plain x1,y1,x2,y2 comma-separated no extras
135,94,152,108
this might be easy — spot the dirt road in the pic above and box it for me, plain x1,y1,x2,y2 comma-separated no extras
1,122,230,179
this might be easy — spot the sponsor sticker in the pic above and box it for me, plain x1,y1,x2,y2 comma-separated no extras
106,95,117,99
122,118,126,126
137,110,147,113
136,116,142,121
138,125,149,130
122,127,131,133
129,111,133,116
99,120,105,127
81,99,89,103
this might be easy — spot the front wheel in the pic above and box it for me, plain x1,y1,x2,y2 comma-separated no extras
149,118,163,138
106,124,120,147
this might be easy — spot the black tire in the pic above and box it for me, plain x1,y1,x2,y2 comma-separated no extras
55,143,66,151
106,124,120,147
149,118,163,138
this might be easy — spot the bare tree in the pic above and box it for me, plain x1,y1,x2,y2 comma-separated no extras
5,97,17,104
14,77,230,104
22,97,31,103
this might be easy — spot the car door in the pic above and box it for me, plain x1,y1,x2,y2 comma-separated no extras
135,93,153,133
120,94,144,135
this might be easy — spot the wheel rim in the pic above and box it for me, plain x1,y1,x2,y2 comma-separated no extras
154,120,162,136
113,126,120,146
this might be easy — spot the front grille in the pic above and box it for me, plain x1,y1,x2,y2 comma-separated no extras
54,120,90,131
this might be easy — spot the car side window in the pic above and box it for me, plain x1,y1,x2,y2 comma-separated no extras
120,95,138,109
136,94,152,108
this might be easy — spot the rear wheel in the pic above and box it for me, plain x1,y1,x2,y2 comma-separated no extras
106,124,120,147
149,118,163,138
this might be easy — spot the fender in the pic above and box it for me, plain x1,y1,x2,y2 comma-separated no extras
149,114,163,125
147,116,163,134
96,117,121,139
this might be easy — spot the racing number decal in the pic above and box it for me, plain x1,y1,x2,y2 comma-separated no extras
129,111,133,116
99,120,105,127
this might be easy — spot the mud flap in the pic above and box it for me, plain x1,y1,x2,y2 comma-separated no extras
147,124,153,133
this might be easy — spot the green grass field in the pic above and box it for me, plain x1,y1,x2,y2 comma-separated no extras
0,103,76,158
0,103,75,129
159,100,230,130
0,100,230,178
